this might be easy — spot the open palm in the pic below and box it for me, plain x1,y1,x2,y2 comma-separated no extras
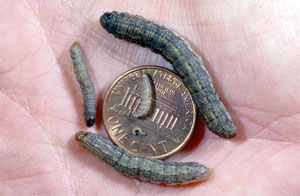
1,0,299,195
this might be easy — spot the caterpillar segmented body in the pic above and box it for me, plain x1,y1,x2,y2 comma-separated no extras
100,12,237,138
132,73,154,118
75,131,209,185
70,42,96,127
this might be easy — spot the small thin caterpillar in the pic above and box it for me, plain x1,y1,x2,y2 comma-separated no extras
75,131,209,185
132,126,147,136
132,73,154,118
100,12,237,138
70,42,96,127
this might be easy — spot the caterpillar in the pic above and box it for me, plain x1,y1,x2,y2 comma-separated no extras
75,131,209,185
70,42,96,127
132,126,147,136
132,73,154,118
100,11,237,138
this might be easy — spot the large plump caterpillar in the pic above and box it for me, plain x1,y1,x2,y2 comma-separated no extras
132,73,154,118
70,42,96,127
75,131,209,185
100,11,237,138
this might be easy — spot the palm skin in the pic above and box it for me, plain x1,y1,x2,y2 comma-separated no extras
0,0,299,195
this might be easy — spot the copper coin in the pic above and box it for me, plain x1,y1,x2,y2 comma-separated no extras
102,66,197,159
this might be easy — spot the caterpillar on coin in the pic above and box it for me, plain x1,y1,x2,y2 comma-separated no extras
132,126,147,136
70,42,96,127
100,11,237,138
132,73,154,118
75,131,209,185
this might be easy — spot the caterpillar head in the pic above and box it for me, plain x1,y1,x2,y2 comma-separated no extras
100,11,118,33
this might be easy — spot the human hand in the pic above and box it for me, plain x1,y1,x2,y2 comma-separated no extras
1,0,299,195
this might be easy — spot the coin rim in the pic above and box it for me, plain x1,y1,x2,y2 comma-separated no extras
102,65,197,159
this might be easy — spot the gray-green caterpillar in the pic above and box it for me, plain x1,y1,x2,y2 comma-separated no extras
70,42,96,127
132,73,154,118
100,11,237,138
75,131,209,185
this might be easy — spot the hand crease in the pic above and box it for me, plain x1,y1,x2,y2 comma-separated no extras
23,1,76,195
0,170,57,183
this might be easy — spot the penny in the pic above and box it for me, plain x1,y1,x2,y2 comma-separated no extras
102,66,197,159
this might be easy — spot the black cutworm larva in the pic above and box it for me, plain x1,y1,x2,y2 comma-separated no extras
100,11,237,138
70,42,96,127
132,73,154,118
75,131,209,185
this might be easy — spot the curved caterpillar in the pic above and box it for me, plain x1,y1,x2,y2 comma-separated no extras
100,12,237,138
75,131,209,185
132,73,154,118
132,126,147,136
70,42,96,127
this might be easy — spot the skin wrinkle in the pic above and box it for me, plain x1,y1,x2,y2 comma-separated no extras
232,104,281,116
74,154,95,176
213,144,295,195
188,11,277,29
236,113,287,141
258,145,299,196
276,117,300,133
1,72,74,130
250,137,297,144
200,31,270,43
249,142,281,164
0,170,59,183
22,1,77,195
0,53,28,75
241,106,300,142
3,95,74,194
73,153,117,192
189,9,287,44
1,143,44,171
235,107,281,129
0,90,34,121
35,113,78,125
261,166,282,195
16,155,56,174
252,128,295,144
80,20,102,41
209,142,240,169
77,152,142,194
260,126,299,144
54,29,78,39
25,2,67,74
0,93,60,167
2,0,300,195
103,37,139,65
263,143,295,163
25,69,52,81
229,110,263,131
